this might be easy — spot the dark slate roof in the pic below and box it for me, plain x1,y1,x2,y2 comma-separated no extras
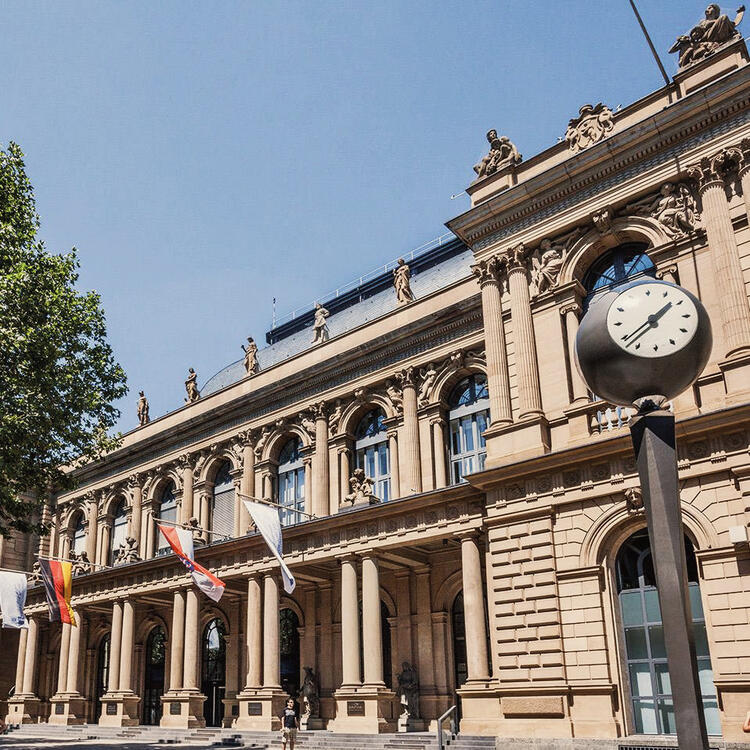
201,237,473,396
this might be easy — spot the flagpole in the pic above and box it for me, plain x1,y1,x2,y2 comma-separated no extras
153,517,231,540
0,565,33,577
237,492,316,520
37,554,109,570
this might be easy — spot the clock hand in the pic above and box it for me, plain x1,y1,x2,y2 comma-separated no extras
623,302,673,348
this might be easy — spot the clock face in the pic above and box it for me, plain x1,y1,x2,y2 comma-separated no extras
606,282,699,358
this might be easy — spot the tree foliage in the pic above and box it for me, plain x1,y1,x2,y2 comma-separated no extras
0,142,127,537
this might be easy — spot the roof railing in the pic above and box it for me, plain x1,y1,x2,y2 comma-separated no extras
269,232,455,330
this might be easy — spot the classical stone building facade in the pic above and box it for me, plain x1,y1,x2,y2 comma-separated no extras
5,24,750,745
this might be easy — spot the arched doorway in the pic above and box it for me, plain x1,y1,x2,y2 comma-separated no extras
280,608,300,698
356,600,393,688
616,528,719,735
143,626,166,725
451,592,467,690
94,635,110,722
202,618,226,727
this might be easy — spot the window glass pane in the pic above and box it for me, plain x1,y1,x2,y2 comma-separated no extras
654,663,671,695
689,583,704,620
366,448,375,477
694,622,710,658
378,443,388,475
451,424,461,455
620,591,643,626
697,660,716,696
702,699,721,736
657,699,676,734
461,417,474,453
648,625,666,659
644,589,661,622
633,700,658,734
628,663,654,697
477,411,488,447
479,452,486,472
624,627,648,660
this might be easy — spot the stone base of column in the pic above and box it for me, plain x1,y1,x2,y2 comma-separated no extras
97,692,141,727
563,401,593,443
5,695,39,725
233,687,286,730
159,690,206,728
221,692,239,728
327,686,397,734
47,693,87,725
484,414,550,466
719,350,750,403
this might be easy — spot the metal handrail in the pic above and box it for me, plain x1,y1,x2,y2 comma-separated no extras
436,704,457,750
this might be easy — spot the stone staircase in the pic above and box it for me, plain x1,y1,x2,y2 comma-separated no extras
7,723,497,749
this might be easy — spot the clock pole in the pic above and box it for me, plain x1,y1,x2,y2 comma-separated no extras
630,403,708,750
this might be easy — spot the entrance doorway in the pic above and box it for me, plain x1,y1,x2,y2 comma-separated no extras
616,529,720,735
94,635,110,722
201,618,226,727
280,608,300,698
143,627,166,725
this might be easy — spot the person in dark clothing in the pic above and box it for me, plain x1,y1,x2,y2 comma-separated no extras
280,698,299,750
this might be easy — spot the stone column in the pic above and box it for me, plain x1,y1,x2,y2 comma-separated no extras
302,587,317,673
128,477,142,550
119,600,135,691
245,576,262,688
319,583,333,696
399,368,422,495
109,600,123,691
460,534,490,683
169,589,186,691
431,418,448,488
387,428,400,500
362,555,384,688
313,402,329,518
21,617,38,694
184,589,200,690
561,302,589,404
57,623,72,694
690,151,750,358
14,626,28,693
262,574,280,688
67,610,83,694
239,432,255,536
472,255,513,424
338,446,350,510
303,454,313,518
340,557,361,688
85,494,99,564
505,245,543,418
180,456,195,523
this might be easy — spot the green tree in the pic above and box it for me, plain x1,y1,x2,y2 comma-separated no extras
0,142,127,537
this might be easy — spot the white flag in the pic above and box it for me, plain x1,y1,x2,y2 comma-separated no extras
0,571,29,629
243,500,296,593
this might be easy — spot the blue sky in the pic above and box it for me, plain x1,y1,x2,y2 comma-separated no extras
2,1,710,431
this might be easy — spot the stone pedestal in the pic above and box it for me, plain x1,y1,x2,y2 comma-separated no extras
97,692,141,727
719,351,750,402
48,693,87,725
159,690,206,728
221,692,239,728
397,710,426,732
328,687,396,734
5,695,39,725
484,414,550,466
300,713,325,730
234,688,286,731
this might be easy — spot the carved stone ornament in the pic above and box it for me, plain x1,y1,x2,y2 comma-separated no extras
471,255,503,286
503,243,527,272
393,258,415,304
565,103,615,152
300,666,320,719
396,661,420,728
70,550,93,576
242,336,260,375
137,391,150,426
417,362,438,407
345,468,380,507
688,146,744,191
625,181,699,238
328,399,344,437
591,206,615,234
298,410,317,438
254,426,272,458
624,487,644,513
473,129,521,179
184,367,200,403
669,4,744,69
384,380,403,415
312,303,330,345
114,536,140,566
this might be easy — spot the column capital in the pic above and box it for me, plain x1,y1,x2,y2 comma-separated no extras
471,254,504,286
456,529,482,542
236,428,258,449
501,242,528,273
559,301,582,318
313,400,328,420
687,147,744,192
396,365,417,388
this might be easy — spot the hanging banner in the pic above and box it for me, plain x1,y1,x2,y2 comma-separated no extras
39,559,76,626
158,524,225,602
242,500,295,594
0,571,29,629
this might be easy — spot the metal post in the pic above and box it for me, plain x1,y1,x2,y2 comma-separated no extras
629,407,708,750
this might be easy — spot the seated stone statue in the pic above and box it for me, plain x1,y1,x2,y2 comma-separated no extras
670,4,744,68
72,550,93,576
114,536,140,565
473,130,521,179
344,468,380,506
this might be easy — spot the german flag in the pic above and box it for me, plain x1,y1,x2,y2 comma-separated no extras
39,559,76,626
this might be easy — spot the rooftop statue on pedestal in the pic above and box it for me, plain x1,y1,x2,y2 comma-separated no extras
473,129,521,179
670,4,745,68
184,367,200,402
312,303,330,344
393,258,415,304
242,336,259,375
137,390,150,426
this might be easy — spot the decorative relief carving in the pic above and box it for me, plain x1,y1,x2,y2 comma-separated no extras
298,411,317,439
625,182,699,237
624,487,644,513
328,399,343,437
565,103,615,152
417,362,438,408
563,469,581,488
687,439,709,460
471,255,503,286
503,242,528,272
344,468,380,507
114,536,140,565
670,4,744,69
253,427,272,459
688,146,744,191
591,206,615,234
505,483,524,501
473,129,521,179
385,379,404,416
591,463,610,482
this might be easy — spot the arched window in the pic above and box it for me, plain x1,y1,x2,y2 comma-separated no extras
277,439,304,527
94,635,110,721
211,461,235,540
448,374,490,484
355,408,391,501
583,243,654,307
109,498,128,565
616,529,718,735
155,483,177,556
202,618,227,727
71,512,86,557
143,626,166,725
